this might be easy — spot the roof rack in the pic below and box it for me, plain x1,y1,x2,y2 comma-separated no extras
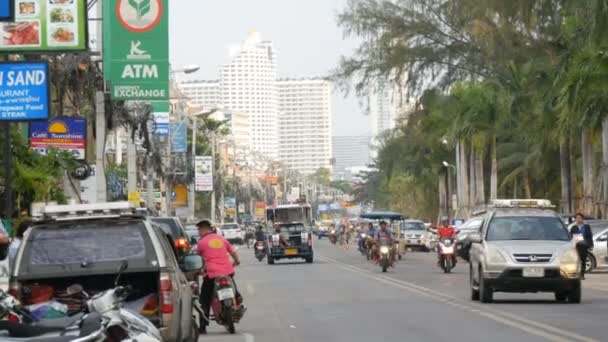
35,202,139,221
489,199,555,209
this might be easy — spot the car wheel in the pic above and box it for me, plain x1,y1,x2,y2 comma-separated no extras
568,281,582,304
585,254,596,273
306,256,313,263
479,268,493,303
555,291,568,303
470,266,480,301
267,256,275,265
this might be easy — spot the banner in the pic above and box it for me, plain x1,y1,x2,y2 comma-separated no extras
224,197,236,216
0,61,50,121
103,0,169,100
0,0,13,21
152,101,169,136
255,201,265,220
0,0,88,52
170,121,187,152
194,156,213,192
30,117,86,159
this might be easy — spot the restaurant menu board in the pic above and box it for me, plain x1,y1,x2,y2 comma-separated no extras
0,0,88,52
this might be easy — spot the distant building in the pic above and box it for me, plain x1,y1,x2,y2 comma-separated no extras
219,31,278,160
277,77,332,175
178,80,220,112
332,136,372,179
223,110,251,150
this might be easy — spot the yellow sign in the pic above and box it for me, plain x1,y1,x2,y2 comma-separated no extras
128,192,141,206
172,184,188,207
226,208,237,216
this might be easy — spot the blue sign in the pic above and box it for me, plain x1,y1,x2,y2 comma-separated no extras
0,0,12,21
30,118,87,160
170,122,187,153
0,62,50,121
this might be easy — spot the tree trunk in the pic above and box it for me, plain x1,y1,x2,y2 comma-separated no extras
455,142,462,215
602,118,608,218
582,129,594,215
475,148,485,205
438,177,446,223
469,142,476,207
459,141,470,216
490,134,498,201
523,170,532,199
559,141,570,213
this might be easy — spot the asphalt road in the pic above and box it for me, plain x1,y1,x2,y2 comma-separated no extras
200,240,608,342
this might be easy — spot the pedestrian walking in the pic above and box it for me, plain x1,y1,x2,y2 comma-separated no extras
570,213,593,280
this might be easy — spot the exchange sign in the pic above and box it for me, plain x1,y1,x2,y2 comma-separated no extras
0,61,49,121
103,0,169,101
195,156,213,192
0,0,88,53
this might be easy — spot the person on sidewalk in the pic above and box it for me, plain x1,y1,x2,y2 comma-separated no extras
569,213,593,280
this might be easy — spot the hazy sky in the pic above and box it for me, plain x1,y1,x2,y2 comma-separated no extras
169,0,369,137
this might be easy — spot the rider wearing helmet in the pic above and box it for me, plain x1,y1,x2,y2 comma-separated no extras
436,217,457,266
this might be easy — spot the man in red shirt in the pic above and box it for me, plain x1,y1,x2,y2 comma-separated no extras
436,218,457,266
197,220,242,334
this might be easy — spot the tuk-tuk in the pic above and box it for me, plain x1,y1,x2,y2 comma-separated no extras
266,204,314,264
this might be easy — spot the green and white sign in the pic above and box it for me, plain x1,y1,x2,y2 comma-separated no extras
103,0,169,101
0,0,88,53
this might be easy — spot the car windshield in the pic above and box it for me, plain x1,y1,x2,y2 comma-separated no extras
401,222,425,230
151,218,183,238
27,221,151,266
279,224,305,233
222,224,239,230
486,216,570,241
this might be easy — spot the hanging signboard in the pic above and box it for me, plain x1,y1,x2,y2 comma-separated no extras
194,156,213,192
103,0,169,100
0,61,50,121
170,121,187,152
0,0,13,22
30,117,86,159
255,201,265,220
0,0,88,53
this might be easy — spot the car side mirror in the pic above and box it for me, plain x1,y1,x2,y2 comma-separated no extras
597,234,608,242
469,233,482,244
182,254,203,272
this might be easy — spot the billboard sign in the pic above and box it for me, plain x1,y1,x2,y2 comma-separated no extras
0,0,13,21
255,201,265,220
0,0,88,53
224,197,236,216
103,0,169,100
30,117,86,159
194,156,213,192
0,61,50,121
152,101,168,136
170,121,187,152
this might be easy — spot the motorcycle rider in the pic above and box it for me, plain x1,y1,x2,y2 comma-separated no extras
373,221,394,262
436,217,457,266
254,225,266,242
196,220,243,334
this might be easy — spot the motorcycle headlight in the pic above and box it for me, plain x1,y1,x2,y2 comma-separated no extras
380,246,390,254
486,246,507,264
361,234,367,238
560,249,580,275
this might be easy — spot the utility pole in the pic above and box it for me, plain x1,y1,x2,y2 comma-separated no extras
210,134,216,223
3,123,12,220
188,116,197,221
127,127,137,200
94,0,107,203
146,119,155,210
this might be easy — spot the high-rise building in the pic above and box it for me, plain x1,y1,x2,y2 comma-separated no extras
219,31,278,159
223,110,251,149
369,86,398,138
332,136,372,179
178,80,220,112
277,77,332,175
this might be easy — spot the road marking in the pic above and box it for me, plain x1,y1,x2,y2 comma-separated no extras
242,333,255,342
320,256,598,342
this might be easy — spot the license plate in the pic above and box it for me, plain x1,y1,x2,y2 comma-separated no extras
284,248,298,255
523,267,545,278
217,288,235,301
256,245,265,250
442,246,454,254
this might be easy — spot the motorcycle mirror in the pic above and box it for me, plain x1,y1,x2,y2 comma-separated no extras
114,260,129,287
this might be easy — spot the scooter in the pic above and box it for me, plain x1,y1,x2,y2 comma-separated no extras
379,244,392,272
438,238,456,273
209,275,245,334
357,233,368,256
328,230,337,245
254,240,267,261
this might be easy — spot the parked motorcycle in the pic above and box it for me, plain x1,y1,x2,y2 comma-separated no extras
210,275,245,334
438,238,456,273
254,240,267,261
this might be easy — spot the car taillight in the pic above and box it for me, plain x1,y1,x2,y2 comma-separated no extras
218,277,230,287
174,238,189,250
160,275,173,314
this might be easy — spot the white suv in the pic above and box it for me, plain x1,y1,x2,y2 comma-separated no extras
468,199,581,304
219,223,245,244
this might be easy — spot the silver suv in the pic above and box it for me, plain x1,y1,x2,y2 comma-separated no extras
468,200,581,303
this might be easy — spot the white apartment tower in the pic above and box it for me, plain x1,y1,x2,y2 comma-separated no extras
178,80,220,112
220,32,278,159
277,78,333,175
369,86,398,138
